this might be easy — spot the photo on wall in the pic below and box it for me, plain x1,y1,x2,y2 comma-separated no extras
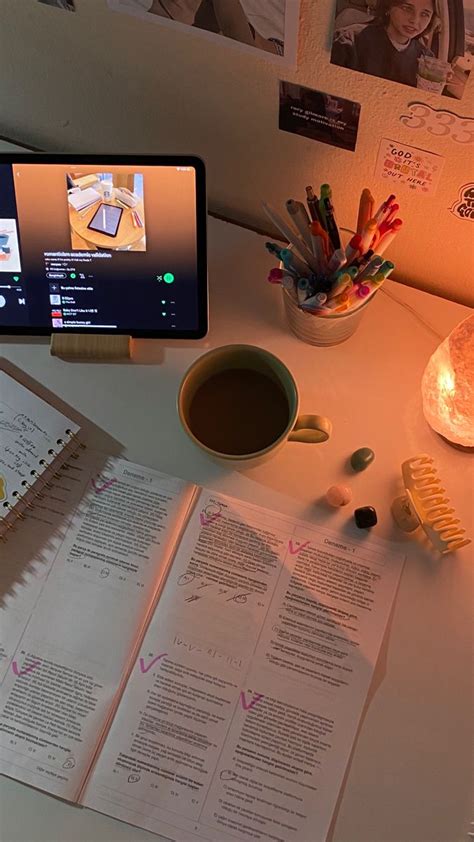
330,0,473,100
37,0,76,10
107,0,301,65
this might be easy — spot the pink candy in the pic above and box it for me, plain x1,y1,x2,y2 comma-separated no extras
326,484,353,507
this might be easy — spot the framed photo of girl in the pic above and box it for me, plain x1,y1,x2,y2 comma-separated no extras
330,0,473,100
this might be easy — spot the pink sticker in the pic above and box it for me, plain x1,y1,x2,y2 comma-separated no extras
240,691,264,711
139,653,167,674
91,476,118,494
200,512,221,527
12,660,40,677
288,539,310,555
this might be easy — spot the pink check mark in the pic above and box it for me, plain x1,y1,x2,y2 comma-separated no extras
240,691,264,711
12,660,40,677
288,539,310,555
91,477,117,494
139,653,167,674
200,512,221,527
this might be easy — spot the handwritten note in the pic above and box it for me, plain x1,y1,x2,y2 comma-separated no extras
0,372,79,519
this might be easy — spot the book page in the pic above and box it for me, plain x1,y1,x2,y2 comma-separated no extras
0,371,80,520
85,489,404,842
0,455,195,801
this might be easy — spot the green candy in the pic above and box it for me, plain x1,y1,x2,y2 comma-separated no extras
351,447,375,472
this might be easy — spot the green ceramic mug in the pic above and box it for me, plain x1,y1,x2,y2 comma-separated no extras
177,344,332,468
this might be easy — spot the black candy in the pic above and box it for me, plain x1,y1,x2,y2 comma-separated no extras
354,506,377,528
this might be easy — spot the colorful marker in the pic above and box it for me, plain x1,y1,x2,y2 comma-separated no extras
310,221,330,258
345,233,362,262
356,188,374,235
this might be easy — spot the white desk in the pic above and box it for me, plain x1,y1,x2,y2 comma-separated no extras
1,217,472,842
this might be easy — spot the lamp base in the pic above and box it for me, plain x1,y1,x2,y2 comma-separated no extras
438,433,474,453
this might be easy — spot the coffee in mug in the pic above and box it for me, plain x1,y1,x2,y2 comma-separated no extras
178,345,331,467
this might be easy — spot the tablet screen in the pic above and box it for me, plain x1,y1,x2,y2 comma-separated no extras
87,203,123,238
0,154,207,337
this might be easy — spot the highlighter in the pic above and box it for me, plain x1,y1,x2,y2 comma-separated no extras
359,219,377,253
310,221,330,257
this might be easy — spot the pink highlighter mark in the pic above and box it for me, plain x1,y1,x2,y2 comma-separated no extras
288,539,310,555
240,691,264,711
91,476,118,494
139,653,167,674
12,660,40,677
200,512,221,527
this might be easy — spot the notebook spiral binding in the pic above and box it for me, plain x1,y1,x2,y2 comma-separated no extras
1,429,86,542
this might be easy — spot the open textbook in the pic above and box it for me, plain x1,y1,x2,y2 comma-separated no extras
1,447,405,842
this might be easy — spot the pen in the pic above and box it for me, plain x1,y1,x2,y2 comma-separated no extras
280,248,311,277
268,268,296,287
265,241,283,258
325,289,351,312
262,202,320,273
286,200,313,249
375,260,395,279
374,193,396,224
309,232,328,274
301,291,328,311
305,185,324,225
327,271,353,299
320,185,341,251
385,203,399,224
354,249,374,278
356,189,374,235
359,255,383,278
297,276,311,304
327,248,346,274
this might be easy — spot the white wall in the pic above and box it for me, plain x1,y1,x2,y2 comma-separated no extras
0,0,473,305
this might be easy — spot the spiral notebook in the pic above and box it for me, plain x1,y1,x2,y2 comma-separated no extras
0,371,81,538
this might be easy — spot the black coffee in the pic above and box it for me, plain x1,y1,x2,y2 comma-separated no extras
188,368,290,455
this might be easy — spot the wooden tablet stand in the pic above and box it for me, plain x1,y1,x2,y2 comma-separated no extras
50,333,132,361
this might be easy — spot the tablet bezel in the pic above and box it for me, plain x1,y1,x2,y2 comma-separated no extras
86,202,123,238
0,153,208,339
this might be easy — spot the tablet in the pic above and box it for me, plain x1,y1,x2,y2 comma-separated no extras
87,203,123,238
0,154,207,338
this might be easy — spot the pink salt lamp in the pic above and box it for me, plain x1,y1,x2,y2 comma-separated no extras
421,314,474,449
